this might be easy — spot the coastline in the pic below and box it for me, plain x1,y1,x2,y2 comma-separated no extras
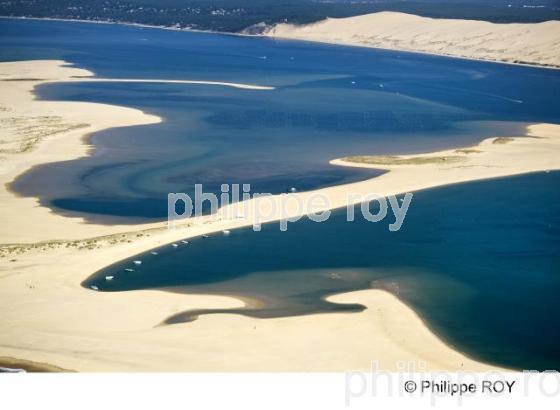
0,60,272,243
264,11,560,70
1,14,559,70
266,33,560,72
0,60,163,243
1,59,559,371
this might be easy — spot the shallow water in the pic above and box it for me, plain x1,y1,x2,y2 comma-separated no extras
84,172,560,371
2,19,560,221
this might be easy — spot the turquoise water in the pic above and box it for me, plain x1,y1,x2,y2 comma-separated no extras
84,172,560,371
2,18,560,221
1,19,559,370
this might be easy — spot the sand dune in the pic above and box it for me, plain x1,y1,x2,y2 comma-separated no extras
265,11,560,68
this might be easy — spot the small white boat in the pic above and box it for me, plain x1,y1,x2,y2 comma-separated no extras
202,235,209,239
172,243,179,248
150,251,158,255
133,260,142,265
351,81,356,85
181,240,189,244
125,268,135,272
105,275,114,281
222,230,231,235
289,187,297,193
90,285,99,291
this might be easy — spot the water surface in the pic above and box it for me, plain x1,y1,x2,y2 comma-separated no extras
2,19,560,221
84,172,560,371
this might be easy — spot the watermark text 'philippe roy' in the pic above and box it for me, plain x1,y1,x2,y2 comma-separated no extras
168,183,413,232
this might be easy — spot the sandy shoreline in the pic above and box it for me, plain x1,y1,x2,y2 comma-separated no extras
1,60,559,371
265,11,560,69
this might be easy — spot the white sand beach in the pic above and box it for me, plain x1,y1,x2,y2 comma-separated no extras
1,60,559,371
265,11,560,68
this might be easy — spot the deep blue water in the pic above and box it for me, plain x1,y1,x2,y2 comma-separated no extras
2,18,560,221
84,172,560,371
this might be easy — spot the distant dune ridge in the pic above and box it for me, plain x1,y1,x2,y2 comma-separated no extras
264,11,560,68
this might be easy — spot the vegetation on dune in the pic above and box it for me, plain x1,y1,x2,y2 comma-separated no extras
341,154,466,166
492,137,515,144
